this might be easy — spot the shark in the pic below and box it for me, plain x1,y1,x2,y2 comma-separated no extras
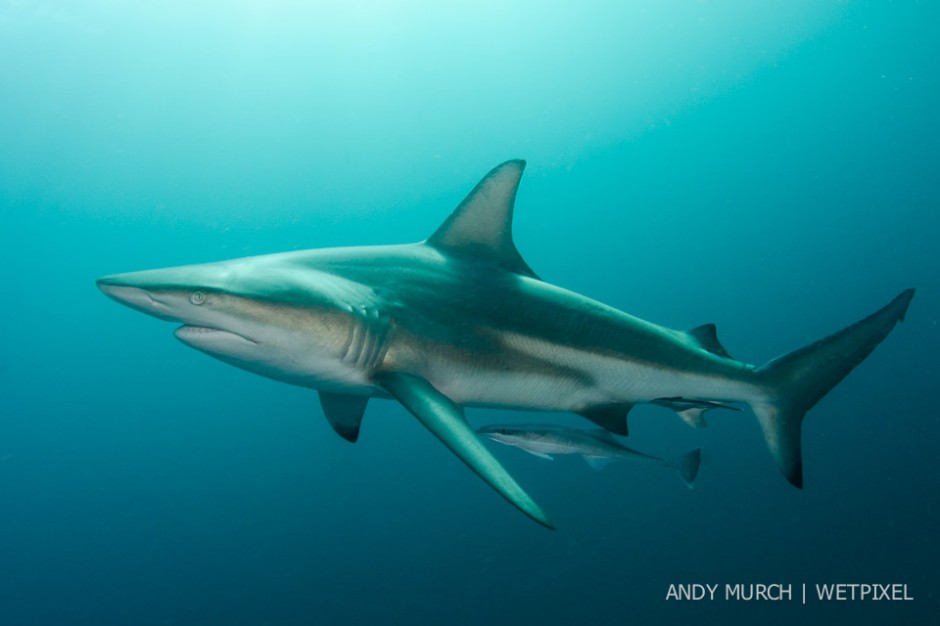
97,159,915,529
478,423,702,488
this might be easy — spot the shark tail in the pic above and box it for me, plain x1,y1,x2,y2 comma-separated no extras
671,448,702,489
750,289,915,488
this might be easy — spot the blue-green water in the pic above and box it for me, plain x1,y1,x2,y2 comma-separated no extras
2,1,938,624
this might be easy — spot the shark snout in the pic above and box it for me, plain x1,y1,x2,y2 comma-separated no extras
96,271,259,347
96,276,177,321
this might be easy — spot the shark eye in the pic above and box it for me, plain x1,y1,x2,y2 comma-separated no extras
190,291,207,305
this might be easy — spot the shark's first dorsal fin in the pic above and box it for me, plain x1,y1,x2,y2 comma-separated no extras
427,160,539,279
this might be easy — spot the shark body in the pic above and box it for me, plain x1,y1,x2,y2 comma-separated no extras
478,423,702,488
97,160,914,528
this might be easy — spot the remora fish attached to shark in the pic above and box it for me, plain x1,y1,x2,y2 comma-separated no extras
97,160,915,528
478,424,702,488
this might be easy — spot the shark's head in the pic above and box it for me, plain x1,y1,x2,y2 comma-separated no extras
97,254,370,387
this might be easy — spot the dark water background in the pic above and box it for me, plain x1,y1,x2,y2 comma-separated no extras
1,1,938,624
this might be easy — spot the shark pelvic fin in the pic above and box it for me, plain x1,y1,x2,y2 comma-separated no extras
319,391,369,443
426,160,539,279
752,288,915,488
686,323,734,360
577,402,633,436
374,371,554,529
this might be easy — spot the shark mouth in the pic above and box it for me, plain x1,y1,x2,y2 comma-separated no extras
174,325,258,346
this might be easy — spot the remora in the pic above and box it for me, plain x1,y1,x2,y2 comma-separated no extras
478,423,702,488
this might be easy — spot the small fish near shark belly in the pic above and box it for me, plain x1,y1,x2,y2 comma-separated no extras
477,423,703,489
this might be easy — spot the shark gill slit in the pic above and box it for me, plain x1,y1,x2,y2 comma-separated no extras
365,317,393,370
344,317,365,365
344,308,393,372
361,313,382,369
355,311,379,370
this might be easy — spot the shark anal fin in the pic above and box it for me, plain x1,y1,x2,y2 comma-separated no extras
577,402,633,436
374,371,554,529
319,391,369,443
686,323,734,360
426,160,539,279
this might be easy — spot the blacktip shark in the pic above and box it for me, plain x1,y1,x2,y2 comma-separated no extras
97,160,915,529
478,423,702,488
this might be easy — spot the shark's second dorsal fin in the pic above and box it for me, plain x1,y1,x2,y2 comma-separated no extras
686,323,734,360
427,160,539,279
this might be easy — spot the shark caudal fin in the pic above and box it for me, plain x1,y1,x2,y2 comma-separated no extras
750,289,915,488
670,448,702,489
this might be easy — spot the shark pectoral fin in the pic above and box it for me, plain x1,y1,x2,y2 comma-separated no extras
577,402,633,436
582,455,612,471
374,372,554,529
319,392,369,443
